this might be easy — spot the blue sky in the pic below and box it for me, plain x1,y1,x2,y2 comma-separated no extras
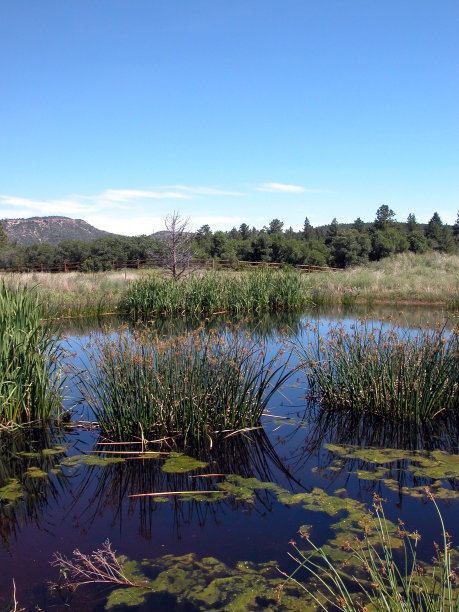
0,0,457,235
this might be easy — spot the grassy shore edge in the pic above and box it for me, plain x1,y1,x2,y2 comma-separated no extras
0,252,457,319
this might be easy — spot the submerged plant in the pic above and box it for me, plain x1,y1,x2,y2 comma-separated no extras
76,327,293,443
51,544,310,610
0,282,64,426
281,490,458,611
294,321,459,423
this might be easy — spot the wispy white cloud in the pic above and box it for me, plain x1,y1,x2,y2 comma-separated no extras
255,182,330,193
89,189,191,204
0,186,238,221
0,195,95,216
255,182,305,193
162,185,245,196
86,214,246,236
0,188,192,220
85,215,166,235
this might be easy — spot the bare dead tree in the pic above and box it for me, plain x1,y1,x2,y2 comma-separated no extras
160,211,195,280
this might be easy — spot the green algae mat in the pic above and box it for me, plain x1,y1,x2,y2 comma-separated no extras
106,553,316,610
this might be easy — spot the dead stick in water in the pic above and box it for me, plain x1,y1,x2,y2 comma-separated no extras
188,474,226,478
129,490,228,498
223,426,262,438
90,450,169,455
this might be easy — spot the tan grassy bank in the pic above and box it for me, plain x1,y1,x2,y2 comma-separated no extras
307,251,459,308
0,269,152,318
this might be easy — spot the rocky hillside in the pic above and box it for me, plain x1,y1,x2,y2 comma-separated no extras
1,216,115,246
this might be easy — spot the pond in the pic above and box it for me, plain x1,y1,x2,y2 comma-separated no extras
0,306,457,611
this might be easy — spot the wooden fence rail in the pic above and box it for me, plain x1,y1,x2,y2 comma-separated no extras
0,258,341,274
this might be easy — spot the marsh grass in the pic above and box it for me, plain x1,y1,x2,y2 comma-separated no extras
308,252,459,308
294,321,459,423
282,491,458,611
122,269,309,318
0,270,151,318
76,327,293,443
0,283,64,425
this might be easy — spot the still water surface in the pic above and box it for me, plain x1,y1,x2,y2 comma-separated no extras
0,306,457,610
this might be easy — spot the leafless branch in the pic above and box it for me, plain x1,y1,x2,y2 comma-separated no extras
160,211,195,279
50,539,152,591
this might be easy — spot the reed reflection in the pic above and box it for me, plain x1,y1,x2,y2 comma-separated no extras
278,405,458,505
69,428,303,541
0,427,69,550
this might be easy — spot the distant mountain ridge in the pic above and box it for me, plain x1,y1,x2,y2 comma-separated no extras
1,216,116,246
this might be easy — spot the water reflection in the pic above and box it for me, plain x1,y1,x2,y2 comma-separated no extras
0,427,69,550
58,303,454,340
276,406,459,508
69,429,303,541
306,405,458,454
1,305,457,611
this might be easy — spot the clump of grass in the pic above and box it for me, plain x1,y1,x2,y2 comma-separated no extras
76,327,293,443
307,251,459,307
0,282,64,425
294,321,459,423
121,269,309,319
281,490,458,611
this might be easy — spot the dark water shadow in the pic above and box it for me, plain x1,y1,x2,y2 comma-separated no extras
0,427,70,551
279,404,459,506
66,428,304,541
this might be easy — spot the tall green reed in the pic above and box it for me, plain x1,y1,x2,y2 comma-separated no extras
281,491,458,611
293,321,459,423
76,327,293,443
121,269,309,319
0,282,64,425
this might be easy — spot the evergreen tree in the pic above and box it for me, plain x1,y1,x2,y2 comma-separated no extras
330,229,370,267
325,218,338,245
353,217,365,233
374,205,395,231
408,231,428,253
210,231,227,257
406,213,417,232
239,223,250,240
453,211,459,241
302,217,313,240
425,212,443,241
266,219,284,234
0,223,7,250
270,233,286,261
250,235,271,261
438,226,455,253
371,228,408,260
228,227,240,240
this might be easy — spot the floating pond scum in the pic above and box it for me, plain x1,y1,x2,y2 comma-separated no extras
0,311,458,610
